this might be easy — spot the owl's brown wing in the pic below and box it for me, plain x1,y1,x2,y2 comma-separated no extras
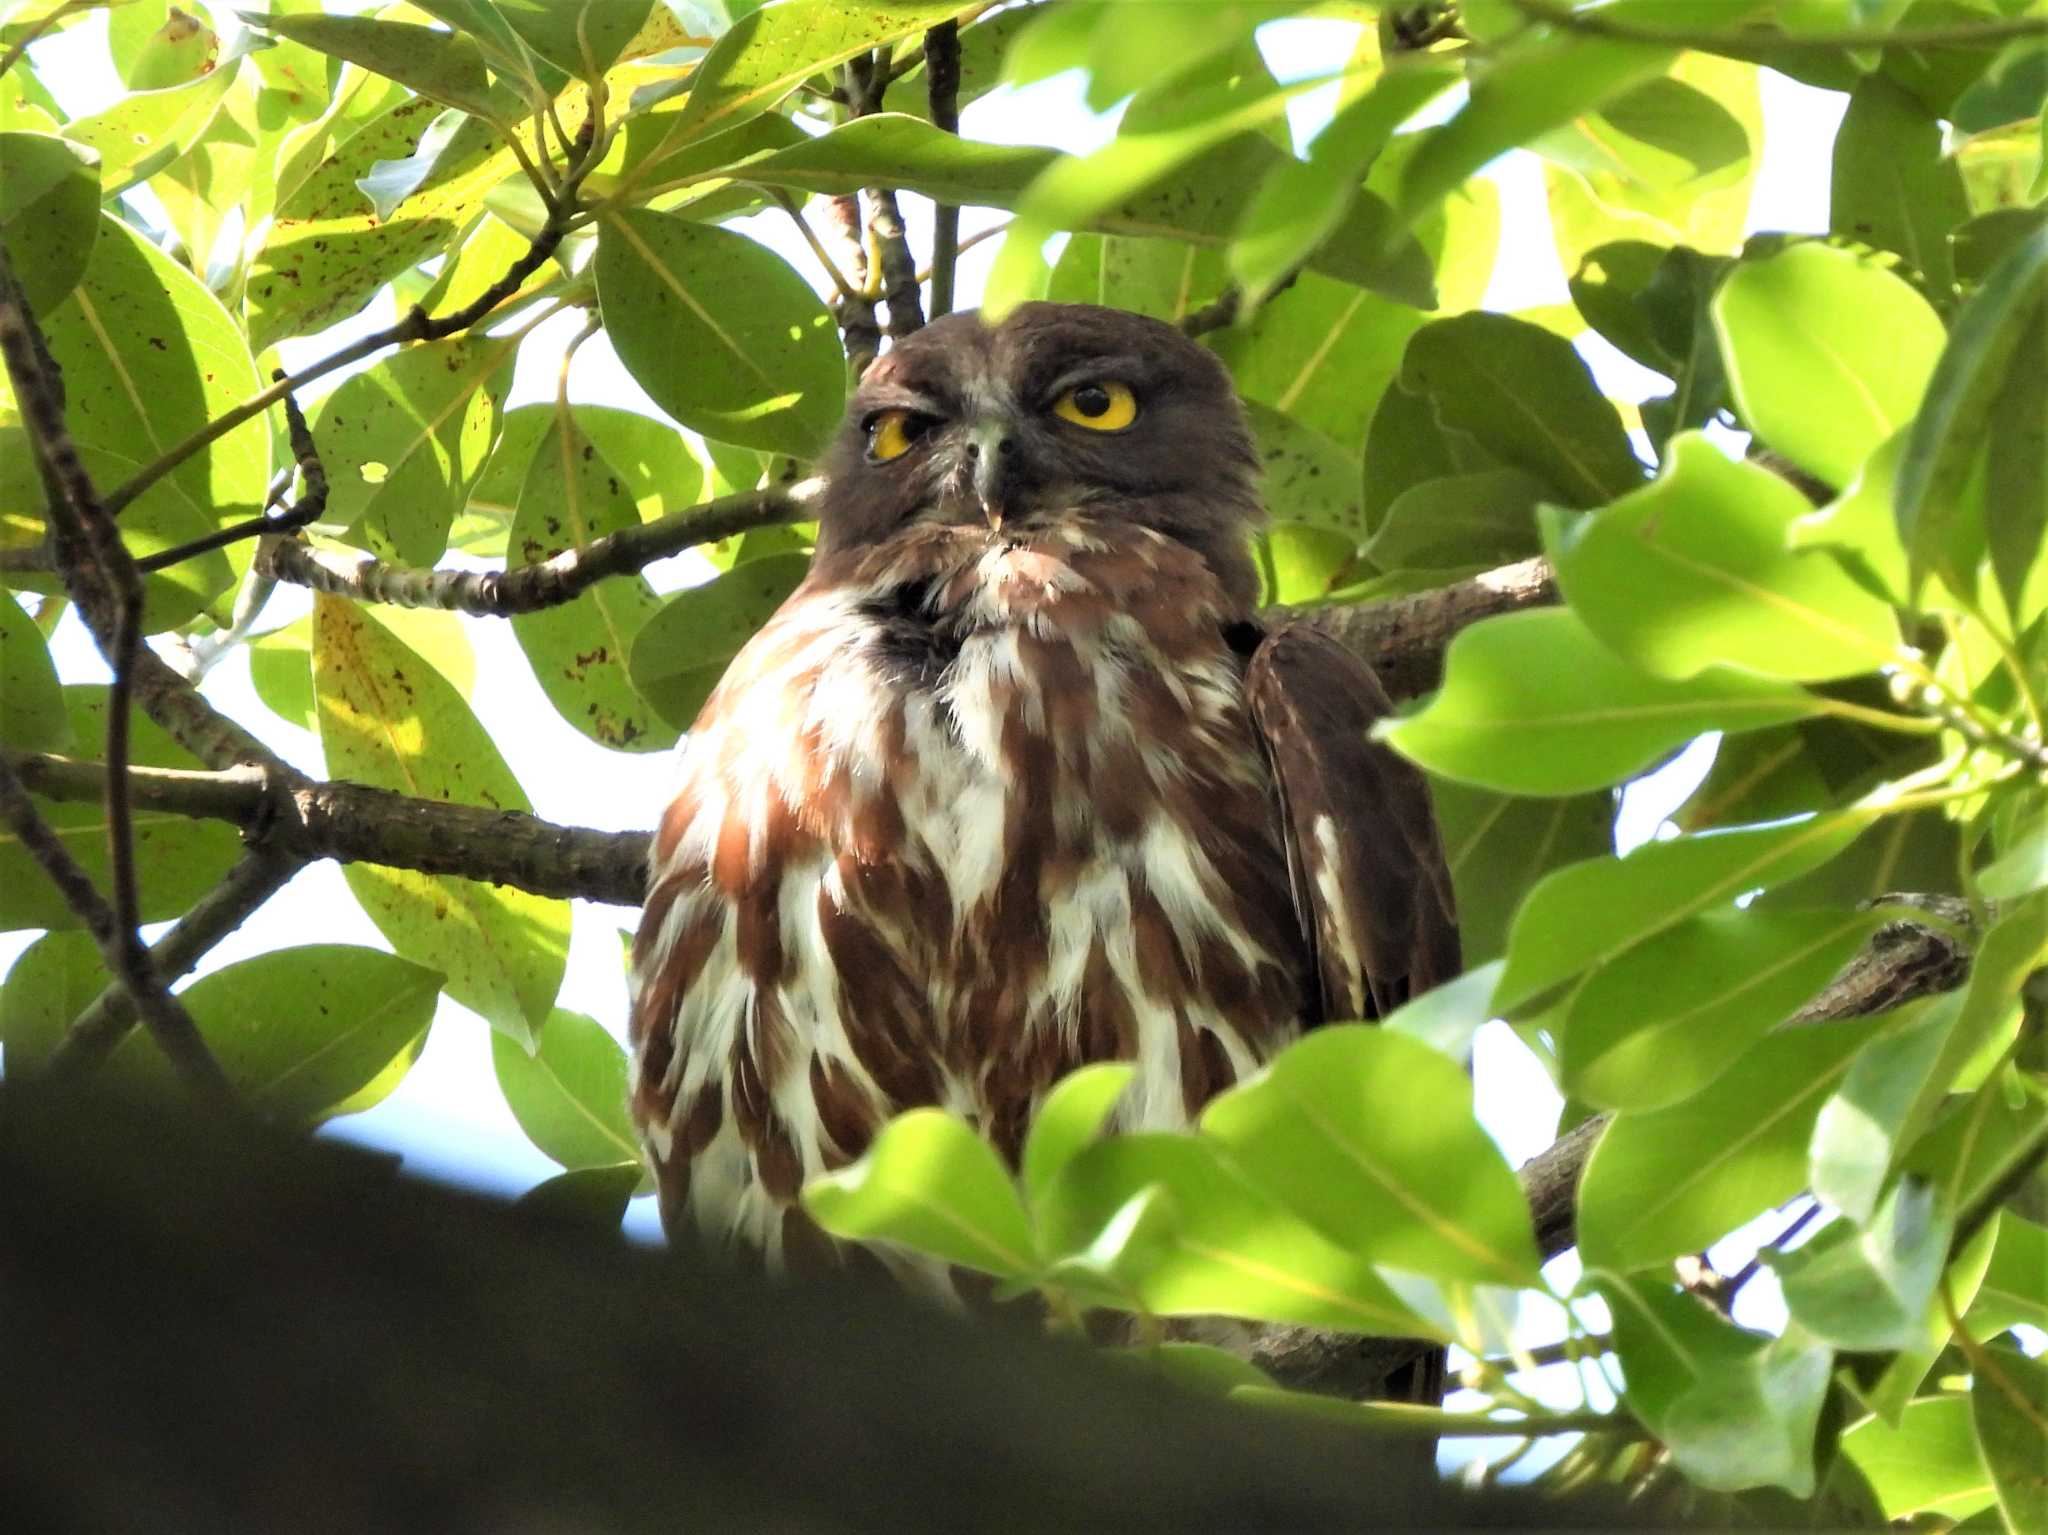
1243,621,1460,1024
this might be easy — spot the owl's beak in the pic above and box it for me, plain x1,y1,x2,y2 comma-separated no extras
969,421,1013,531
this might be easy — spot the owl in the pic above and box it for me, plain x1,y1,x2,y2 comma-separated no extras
628,302,1459,1275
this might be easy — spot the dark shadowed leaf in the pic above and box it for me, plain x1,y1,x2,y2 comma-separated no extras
0,594,68,752
516,1164,643,1227
1972,1344,2048,1534
1429,781,1613,967
596,209,844,458
1362,467,1546,575
313,595,569,1046
629,552,811,729
1399,312,1645,508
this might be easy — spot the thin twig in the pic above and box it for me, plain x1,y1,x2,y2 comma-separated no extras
136,386,329,574
41,848,306,1080
0,243,234,1104
771,188,861,302
258,481,816,616
925,21,962,319
0,0,79,83
102,119,606,524
1725,1200,1824,1298
844,49,924,341
915,218,1012,284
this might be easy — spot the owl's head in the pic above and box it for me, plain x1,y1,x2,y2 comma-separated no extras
814,303,1263,603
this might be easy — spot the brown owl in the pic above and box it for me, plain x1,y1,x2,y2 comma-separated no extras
628,302,1459,1275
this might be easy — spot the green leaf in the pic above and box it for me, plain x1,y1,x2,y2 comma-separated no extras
1546,434,1902,682
1,214,267,632
1392,22,1680,229
1842,1394,1999,1522
1399,312,1646,508
1228,58,1462,308
0,686,242,933
312,594,568,1046
508,411,678,753
516,1163,642,1227
1576,1013,1888,1272
1429,780,1613,967
1383,606,1823,796
490,1008,639,1170
673,0,971,138
1774,1176,1953,1352
1047,233,1229,326
1035,1131,1440,1336
1495,811,1866,1015
1242,402,1363,541
1201,1026,1543,1286
494,0,652,79
1903,1070,2048,1219
1895,224,2048,599
596,209,844,459
1212,271,1427,457
1713,241,1946,489
1109,1341,1272,1398
1861,1216,2000,1427
239,11,497,120
1533,75,1749,190
1599,1272,1766,1442
0,931,106,1072
1983,294,2047,620
1562,906,1882,1114
628,552,811,729
1788,427,1912,603
1831,74,1970,291
469,402,705,529
107,944,438,1127
60,51,236,195
1812,992,1968,1225
1359,382,1498,534
1362,467,1547,575
248,101,515,350
112,0,221,91
803,1108,1035,1280
1020,1063,1133,1207
1382,960,1504,1066
0,131,99,315
1969,1213,2048,1338
0,593,69,751
1658,1328,1835,1498
312,332,513,564
1972,1344,2048,1534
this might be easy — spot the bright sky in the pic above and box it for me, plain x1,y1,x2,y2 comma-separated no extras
5,9,1848,1341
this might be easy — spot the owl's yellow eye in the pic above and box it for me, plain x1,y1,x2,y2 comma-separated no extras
1052,381,1137,432
866,409,927,463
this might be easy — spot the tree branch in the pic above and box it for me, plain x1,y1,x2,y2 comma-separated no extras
924,21,962,319
134,385,328,575
258,482,814,615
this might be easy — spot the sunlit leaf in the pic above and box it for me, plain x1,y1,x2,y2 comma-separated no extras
238,10,498,120
1202,1027,1542,1286
490,1008,640,1170
1842,1394,1999,1523
1021,1063,1133,1207
0,592,69,752
1547,434,1902,682
0,130,99,315
1774,1176,1953,1352
803,1108,1035,1279
1383,606,1823,796
508,412,678,752
1713,242,1945,490
313,595,569,1046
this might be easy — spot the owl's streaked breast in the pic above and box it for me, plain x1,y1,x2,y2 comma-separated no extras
628,519,1306,1265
